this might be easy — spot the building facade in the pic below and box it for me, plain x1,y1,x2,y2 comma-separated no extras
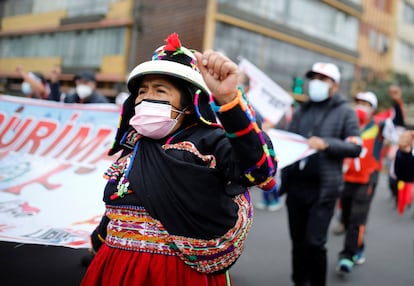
393,0,414,80
0,0,210,98
0,0,137,97
207,0,363,95
356,0,395,80
0,0,412,101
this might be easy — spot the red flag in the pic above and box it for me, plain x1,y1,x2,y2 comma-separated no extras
397,180,413,215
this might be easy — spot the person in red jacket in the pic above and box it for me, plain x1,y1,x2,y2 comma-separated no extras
336,91,383,275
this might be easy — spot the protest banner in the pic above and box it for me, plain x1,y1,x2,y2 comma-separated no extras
266,128,316,170
238,58,293,125
0,95,313,249
0,95,120,248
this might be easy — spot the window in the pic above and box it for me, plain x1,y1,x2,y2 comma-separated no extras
399,41,414,63
219,0,359,51
218,0,288,22
3,0,33,16
67,0,118,17
1,0,120,17
0,28,125,69
214,23,355,94
368,28,389,54
403,1,414,25
374,0,391,12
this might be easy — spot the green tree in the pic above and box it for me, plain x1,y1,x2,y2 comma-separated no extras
363,71,413,110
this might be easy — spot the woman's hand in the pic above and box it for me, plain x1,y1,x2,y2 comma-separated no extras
398,130,414,153
195,50,239,105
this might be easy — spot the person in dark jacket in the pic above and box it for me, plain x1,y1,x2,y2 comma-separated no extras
64,71,109,103
280,62,362,286
49,70,110,104
394,130,414,182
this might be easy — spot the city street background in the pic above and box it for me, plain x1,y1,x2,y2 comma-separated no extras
1,172,413,286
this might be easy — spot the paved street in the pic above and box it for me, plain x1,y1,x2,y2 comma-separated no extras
1,173,413,285
231,173,414,286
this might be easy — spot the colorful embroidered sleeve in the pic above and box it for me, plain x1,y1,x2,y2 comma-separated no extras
211,88,277,190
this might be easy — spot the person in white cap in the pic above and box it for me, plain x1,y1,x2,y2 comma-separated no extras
336,90,407,275
335,91,380,275
280,62,361,286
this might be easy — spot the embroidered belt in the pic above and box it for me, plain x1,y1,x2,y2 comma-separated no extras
105,191,252,274
105,205,175,256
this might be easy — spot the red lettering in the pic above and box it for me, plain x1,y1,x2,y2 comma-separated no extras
0,116,32,150
41,113,79,157
55,127,113,162
15,120,57,154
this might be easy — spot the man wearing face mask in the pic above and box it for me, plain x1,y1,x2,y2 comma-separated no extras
63,71,109,104
336,91,384,275
16,65,50,100
280,62,361,286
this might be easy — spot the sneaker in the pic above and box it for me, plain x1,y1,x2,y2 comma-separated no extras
336,258,354,275
268,201,283,212
255,201,267,210
332,222,345,235
353,250,366,265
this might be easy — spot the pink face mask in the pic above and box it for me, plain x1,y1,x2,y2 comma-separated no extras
129,100,185,139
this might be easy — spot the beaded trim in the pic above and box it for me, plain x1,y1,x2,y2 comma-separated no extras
104,129,142,200
162,141,216,168
210,88,276,186
103,152,135,200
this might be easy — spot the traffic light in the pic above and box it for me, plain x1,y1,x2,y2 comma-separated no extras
292,77,304,95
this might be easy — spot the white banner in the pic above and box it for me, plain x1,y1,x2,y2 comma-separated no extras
238,58,293,125
266,128,316,170
0,95,120,248
0,95,313,248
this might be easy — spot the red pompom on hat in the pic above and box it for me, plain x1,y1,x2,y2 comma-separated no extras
164,32,181,51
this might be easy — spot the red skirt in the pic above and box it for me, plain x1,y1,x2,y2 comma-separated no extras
81,244,232,286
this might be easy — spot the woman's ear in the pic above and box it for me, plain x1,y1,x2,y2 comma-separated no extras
184,108,194,114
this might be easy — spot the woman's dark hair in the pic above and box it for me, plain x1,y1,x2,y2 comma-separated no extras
168,77,195,108
168,76,198,126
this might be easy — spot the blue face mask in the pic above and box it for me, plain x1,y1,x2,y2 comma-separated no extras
21,82,32,95
308,79,331,102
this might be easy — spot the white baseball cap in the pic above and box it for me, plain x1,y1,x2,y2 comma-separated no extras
306,62,341,83
355,91,378,110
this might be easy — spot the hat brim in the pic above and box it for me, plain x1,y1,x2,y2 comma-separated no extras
127,60,211,97
355,94,377,109
306,70,337,83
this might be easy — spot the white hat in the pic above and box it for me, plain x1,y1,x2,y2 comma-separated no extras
306,62,341,83
355,91,378,110
127,33,210,96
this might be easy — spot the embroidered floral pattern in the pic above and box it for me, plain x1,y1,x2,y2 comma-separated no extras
104,192,253,274
162,141,216,168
